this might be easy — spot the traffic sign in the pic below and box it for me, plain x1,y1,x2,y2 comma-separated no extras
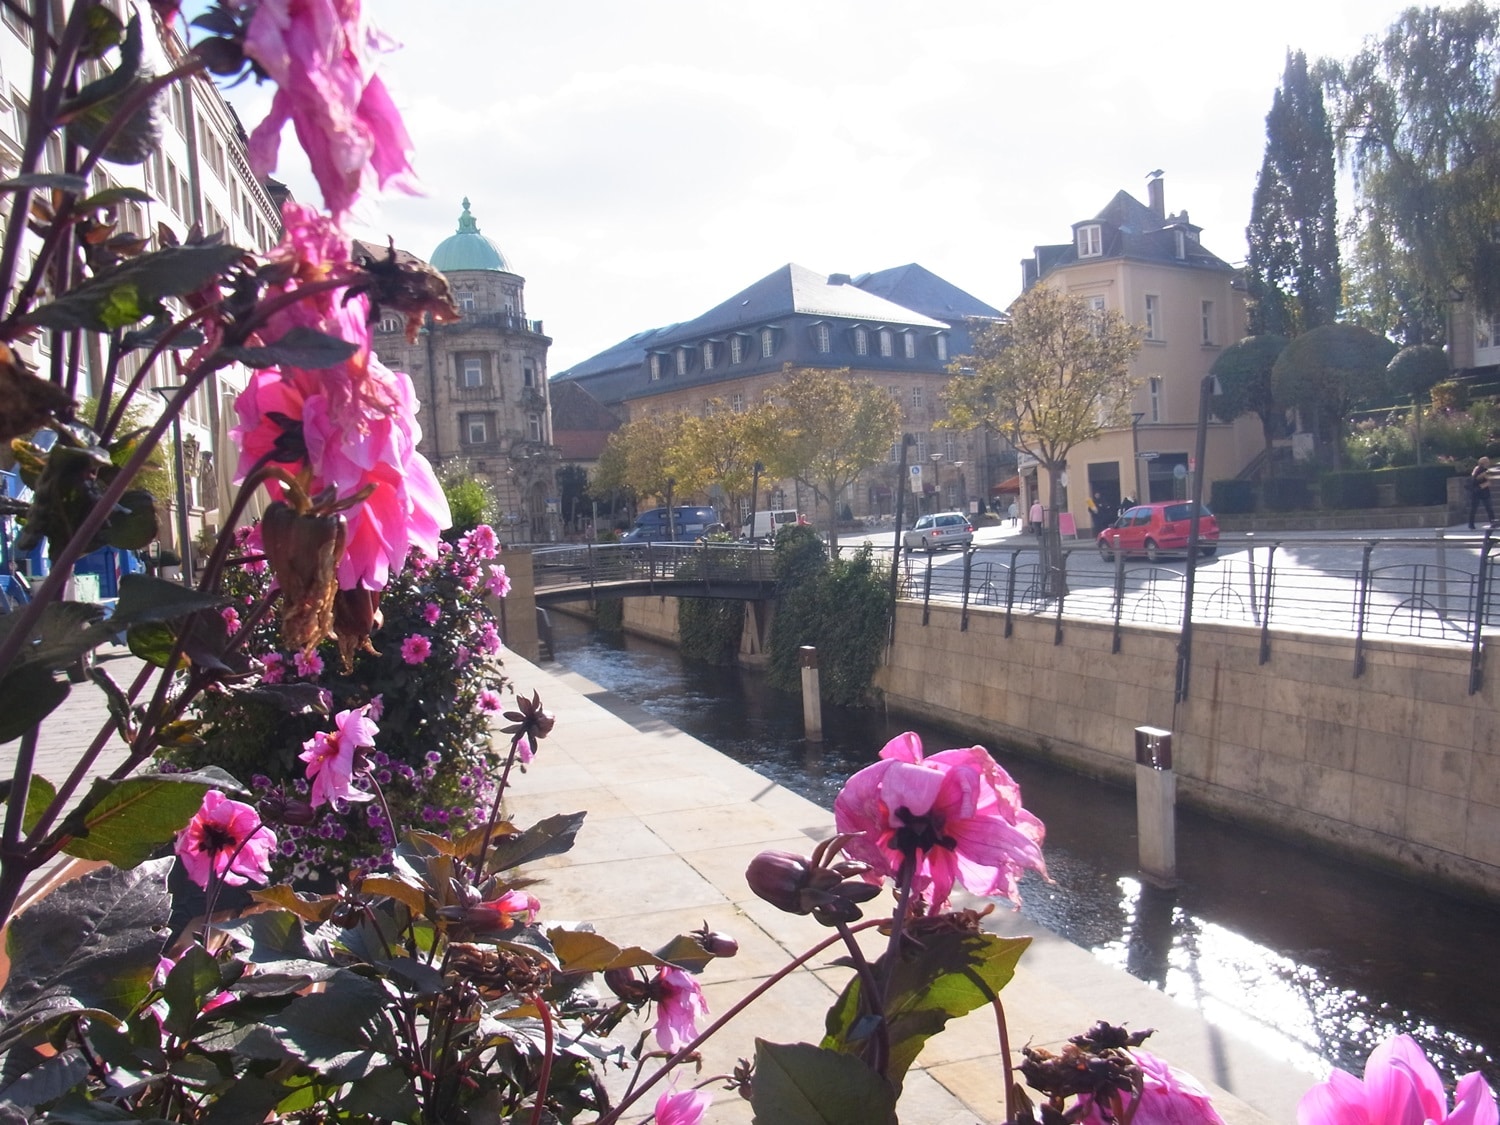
1136,451,1160,461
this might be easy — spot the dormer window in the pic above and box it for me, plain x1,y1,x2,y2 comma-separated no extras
853,327,869,356
1077,224,1103,258
760,328,776,358
1175,229,1186,260
815,324,831,354
879,329,893,357
902,331,917,359
649,353,662,381
935,334,948,363
730,334,745,364
675,348,689,377
702,341,716,371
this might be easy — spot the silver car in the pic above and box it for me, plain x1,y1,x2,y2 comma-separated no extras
902,512,974,552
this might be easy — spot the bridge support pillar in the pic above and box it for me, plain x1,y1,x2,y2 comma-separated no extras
1134,726,1176,886
799,646,823,742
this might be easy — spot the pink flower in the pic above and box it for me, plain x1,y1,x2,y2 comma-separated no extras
652,966,709,1054
477,622,502,655
473,889,540,928
174,790,278,889
242,0,419,217
366,693,384,720
293,649,324,678
261,652,286,684
654,1087,712,1125
220,606,242,634
400,634,431,664
423,601,441,625
477,689,503,713
299,705,379,807
454,644,471,668
460,524,499,560
1298,1035,1498,1125
1080,1048,1226,1125
485,565,511,599
833,732,1046,909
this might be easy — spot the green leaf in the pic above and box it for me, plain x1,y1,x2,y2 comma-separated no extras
0,665,70,744
82,185,153,208
0,859,172,1044
224,326,360,370
823,931,1030,1085
161,943,222,1038
0,599,108,674
337,1065,418,1122
198,1075,292,1125
98,282,144,329
91,666,135,743
265,971,393,1081
21,243,243,332
54,767,243,867
546,928,661,974
751,1040,897,1125
0,173,90,194
125,620,180,668
0,1046,88,1108
234,682,330,715
17,775,58,834
485,811,586,874
100,488,158,550
112,573,229,626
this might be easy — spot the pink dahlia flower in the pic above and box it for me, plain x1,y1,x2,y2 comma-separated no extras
400,634,431,665
833,732,1046,909
1298,1034,1497,1125
175,790,278,889
300,705,379,807
654,1087,712,1125
1079,1048,1226,1125
485,565,512,599
242,0,419,217
423,601,441,624
477,689,503,713
652,966,709,1054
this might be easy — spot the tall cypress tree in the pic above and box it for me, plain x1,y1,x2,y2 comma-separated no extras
1246,51,1341,338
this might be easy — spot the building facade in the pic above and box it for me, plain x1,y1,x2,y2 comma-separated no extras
370,200,557,541
1020,173,1261,532
553,262,1003,522
0,0,284,573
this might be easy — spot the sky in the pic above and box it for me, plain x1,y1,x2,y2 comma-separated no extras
211,0,1414,374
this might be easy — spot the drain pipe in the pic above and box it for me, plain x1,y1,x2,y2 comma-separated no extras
799,646,823,741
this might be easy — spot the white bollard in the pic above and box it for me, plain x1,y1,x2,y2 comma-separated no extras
1134,726,1176,885
799,646,823,742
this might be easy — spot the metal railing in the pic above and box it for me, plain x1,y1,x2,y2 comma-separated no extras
533,540,779,596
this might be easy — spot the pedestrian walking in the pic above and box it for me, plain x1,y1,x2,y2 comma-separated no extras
1469,457,1495,529
1007,500,1019,527
1028,499,1044,536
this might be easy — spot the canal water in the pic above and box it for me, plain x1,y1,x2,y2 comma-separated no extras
547,612,1500,1089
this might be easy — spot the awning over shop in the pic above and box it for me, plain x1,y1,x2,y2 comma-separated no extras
991,475,1021,495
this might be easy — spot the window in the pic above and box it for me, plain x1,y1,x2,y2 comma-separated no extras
1479,315,1496,353
702,341,715,371
730,335,744,364
169,84,186,135
166,158,182,215
523,363,535,388
888,442,899,463
457,290,477,312
815,324,831,354
903,332,916,359
1201,300,1214,345
462,414,489,445
915,433,928,461
943,431,956,459
203,203,225,235
2,0,32,43
675,348,688,377
461,357,484,388
1077,224,1102,258
730,393,744,411
761,328,775,358
1175,229,1187,260
853,327,868,356
649,354,662,381
1144,295,1161,341
379,313,402,334
199,119,226,181
1149,376,1162,423
911,385,924,409
935,335,948,362
527,413,543,442
879,329,893,357
1085,294,1107,337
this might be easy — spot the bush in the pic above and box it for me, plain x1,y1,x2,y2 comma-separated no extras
1379,464,1457,506
1320,471,1379,510
1262,477,1312,511
1431,380,1469,410
1210,479,1257,514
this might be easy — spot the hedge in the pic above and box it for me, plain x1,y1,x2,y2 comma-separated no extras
1377,464,1457,506
1320,471,1380,510
1262,477,1312,511
1210,479,1257,514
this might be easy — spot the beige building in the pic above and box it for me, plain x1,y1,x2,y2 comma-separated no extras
1020,173,1261,533
371,200,557,542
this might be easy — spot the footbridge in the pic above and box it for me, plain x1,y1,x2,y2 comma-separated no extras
531,542,779,605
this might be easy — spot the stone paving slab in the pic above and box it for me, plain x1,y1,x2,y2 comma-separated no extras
506,658,1319,1123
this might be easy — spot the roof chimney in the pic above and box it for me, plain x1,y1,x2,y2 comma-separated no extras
828,272,851,285
1147,171,1165,223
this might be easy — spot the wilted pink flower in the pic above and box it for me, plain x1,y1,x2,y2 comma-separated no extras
366,693,384,720
477,689,503,713
400,634,431,664
1298,1034,1497,1125
652,966,709,1054
293,649,324,678
175,790,278,889
242,0,419,217
834,732,1046,909
300,705,379,807
423,601,441,624
485,565,511,599
654,1087,712,1125
474,889,540,928
1079,1048,1226,1125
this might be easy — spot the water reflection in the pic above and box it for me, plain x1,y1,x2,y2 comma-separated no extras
546,613,1500,1087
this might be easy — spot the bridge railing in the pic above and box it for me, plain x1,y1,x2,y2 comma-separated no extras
533,540,779,593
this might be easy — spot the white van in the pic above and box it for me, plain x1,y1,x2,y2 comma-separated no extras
740,510,804,541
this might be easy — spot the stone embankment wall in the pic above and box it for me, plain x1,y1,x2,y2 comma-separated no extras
876,603,1500,900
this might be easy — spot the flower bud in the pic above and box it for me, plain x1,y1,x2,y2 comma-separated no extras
691,923,739,958
603,967,650,1004
260,501,345,655
258,789,317,827
332,587,382,672
745,850,814,914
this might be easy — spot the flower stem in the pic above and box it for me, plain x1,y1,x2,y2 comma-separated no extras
835,919,890,1077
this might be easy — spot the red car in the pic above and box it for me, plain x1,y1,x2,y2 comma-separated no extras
1097,501,1219,562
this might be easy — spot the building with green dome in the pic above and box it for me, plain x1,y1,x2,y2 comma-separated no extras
371,199,557,542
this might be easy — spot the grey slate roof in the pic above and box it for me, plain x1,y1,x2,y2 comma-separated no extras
853,263,1003,321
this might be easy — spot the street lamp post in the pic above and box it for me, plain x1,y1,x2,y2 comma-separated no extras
930,452,942,513
750,460,763,538
888,434,916,611
1130,411,1146,504
953,460,966,514
154,384,193,586
665,477,676,541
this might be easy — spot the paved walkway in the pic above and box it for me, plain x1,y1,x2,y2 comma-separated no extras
504,655,1318,1123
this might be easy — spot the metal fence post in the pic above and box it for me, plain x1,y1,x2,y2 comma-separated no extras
1353,540,1375,679
1003,548,1020,638
921,551,934,626
1053,547,1067,646
1258,543,1278,665
960,547,973,632
1470,533,1493,695
1111,532,1126,654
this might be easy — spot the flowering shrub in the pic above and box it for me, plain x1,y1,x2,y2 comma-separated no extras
160,525,511,880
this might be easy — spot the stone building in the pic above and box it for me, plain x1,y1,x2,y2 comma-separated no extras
553,262,1003,522
371,200,557,541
